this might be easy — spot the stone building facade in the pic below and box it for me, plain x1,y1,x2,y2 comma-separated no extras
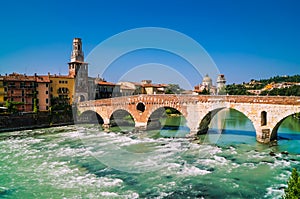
3,73,36,112
0,38,170,112
35,75,50,111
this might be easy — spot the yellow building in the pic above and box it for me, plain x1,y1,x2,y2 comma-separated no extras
49,74,75,104
264,83,273,90
0,77,4,106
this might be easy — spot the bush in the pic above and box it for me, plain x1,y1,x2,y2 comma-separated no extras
283,168,300,199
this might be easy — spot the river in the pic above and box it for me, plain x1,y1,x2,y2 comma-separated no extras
0,109,299,198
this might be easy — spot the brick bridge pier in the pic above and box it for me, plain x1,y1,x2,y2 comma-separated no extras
76,95,300,143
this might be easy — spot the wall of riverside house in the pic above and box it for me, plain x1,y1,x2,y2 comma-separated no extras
0,112,74,132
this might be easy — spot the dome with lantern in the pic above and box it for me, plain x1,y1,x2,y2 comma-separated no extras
202,74,212,87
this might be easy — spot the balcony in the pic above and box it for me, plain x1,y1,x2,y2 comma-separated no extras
57,88,70,95
57,91,69,95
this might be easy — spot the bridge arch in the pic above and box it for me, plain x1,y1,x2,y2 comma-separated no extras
146,104,187,121
146,106,188,130
77,110,104,124
198,107,256,136
270,112,300,141
109,109,135,128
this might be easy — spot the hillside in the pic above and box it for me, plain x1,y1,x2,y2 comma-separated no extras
226,75,300,96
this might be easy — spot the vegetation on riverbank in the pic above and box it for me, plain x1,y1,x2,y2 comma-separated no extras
283,168,300,199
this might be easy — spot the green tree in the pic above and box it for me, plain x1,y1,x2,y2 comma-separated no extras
50,97,71,112
33,98,38,113
225,84,252,95
165,84,183,94
283,168,300,199
4,101,24,113
199,87,210,95
217,86,227,95
260,86,300,96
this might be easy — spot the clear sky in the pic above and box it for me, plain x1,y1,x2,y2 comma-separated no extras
0,0,299,89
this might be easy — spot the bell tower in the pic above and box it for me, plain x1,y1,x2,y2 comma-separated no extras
69,38,86,77
71,38,84,62
68,38,89,103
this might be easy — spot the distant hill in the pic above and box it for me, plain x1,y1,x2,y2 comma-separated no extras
254,74,300,84
226,74,300,96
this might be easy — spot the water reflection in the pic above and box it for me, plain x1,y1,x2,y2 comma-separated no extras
206,109,300,153
278,115,300,135
209,108,255,131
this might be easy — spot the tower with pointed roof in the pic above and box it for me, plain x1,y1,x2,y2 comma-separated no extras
68,38,89,103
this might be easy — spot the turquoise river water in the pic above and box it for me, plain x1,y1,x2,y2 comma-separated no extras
0,109,299,198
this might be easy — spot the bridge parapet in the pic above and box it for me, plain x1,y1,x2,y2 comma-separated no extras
78,95,300,107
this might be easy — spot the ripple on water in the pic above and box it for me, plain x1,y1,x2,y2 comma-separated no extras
0,124,299,198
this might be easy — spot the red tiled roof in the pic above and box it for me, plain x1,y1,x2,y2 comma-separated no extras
142,83,167,88
98,81,116,86
3,73,35,81
49,75,74,79
35,76,50,83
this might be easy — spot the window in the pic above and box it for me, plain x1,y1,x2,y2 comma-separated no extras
22,98,25,102
46,106,49,110
46,83,49,87
50,87,53,92
59,81,61,84
261,111,267,126
11,90,14,94
46,91,48,94
22,90,24,96
46,98,49,104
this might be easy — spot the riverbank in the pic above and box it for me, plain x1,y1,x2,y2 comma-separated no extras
0,112,74,133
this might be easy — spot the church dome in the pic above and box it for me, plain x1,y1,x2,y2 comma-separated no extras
203,74,212,83
202,74,213,87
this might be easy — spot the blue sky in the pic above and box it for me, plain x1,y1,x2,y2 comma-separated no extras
0,0,299,89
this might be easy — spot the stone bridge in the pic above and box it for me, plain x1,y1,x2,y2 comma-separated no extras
76,95,300,143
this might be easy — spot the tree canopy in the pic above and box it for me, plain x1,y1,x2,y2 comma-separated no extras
283,168,300,199
165,84,184,94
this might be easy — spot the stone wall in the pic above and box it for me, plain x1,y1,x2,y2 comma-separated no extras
0,112,74,132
